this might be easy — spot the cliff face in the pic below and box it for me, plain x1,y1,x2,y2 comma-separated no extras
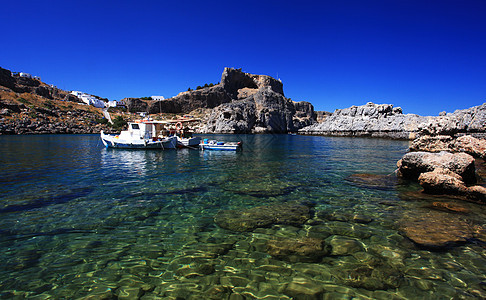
299,102,486,139
125,67,316,133
198,68,315,133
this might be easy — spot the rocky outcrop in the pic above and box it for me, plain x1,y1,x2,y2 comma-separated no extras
199,68,315,133
397,151,476,183
411,135,486,159
124,68,316,133
299,102,486,139
397,151,486,202
418,103,486,138
418,168,486,202
299,102,428,139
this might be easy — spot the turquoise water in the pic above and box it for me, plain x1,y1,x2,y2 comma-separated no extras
0,134,485,299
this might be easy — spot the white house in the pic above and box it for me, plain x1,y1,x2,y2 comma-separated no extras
71,91,106,108
151,96,165,101
107,100,118,108
19,72,32,79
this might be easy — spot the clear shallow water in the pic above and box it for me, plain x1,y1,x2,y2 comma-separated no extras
0,134,485,299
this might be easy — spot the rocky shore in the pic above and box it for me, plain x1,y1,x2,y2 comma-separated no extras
299,102,486,140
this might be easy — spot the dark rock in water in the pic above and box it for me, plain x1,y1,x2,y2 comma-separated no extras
317,210,373,224
345,173,398,190
266,237,329,262
397,151,476,183
283,278,325,300
327,236,364,256
337,264,403,290
175,263,216,278
399,211,474,249
425,201,470,213
214,201,312,232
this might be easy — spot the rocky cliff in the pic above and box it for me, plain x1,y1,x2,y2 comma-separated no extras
299,102,486,139
124,68,316,133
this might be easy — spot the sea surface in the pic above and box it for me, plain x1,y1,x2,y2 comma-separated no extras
0,134,485,299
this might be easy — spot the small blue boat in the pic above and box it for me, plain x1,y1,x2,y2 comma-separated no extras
199,139,242,151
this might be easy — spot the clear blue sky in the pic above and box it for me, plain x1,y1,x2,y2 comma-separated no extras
2,0,485,115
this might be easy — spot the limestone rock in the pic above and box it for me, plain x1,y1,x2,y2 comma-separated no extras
410,135,486,158
266,237,329,262
299,102,486,139
299,102,428,139
397,151,476,183
452,135,486,159
418,168,468,195
214,201,312,232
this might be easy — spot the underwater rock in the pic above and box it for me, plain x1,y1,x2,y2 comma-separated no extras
214,201,311,232
175,263,216,278
337,264,403,290
327,236,364,256
317,210,373,224
283,277,325,300
399,211,474,249
426,201,469,213
266,237,329,262
345,173,398,190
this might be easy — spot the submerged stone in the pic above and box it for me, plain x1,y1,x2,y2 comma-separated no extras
266,237,329,262
345,173,398,190
283,278,325,300
214,201,311,232
399,211,474,249
328,236,364,256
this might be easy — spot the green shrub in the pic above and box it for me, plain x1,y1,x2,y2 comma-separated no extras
111,116,127,130
17,97,30,104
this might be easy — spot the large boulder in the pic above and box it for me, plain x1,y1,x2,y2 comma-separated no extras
397,151,476,183
418,169,486,202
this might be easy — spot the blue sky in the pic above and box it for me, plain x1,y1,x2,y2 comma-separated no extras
2,0,485,115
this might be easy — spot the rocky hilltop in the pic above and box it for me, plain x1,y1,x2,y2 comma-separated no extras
299,102,486,139
0,67,115,134
124,68,316,133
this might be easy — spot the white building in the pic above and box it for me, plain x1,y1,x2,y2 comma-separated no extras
19,72,32,78
71,91,106,108
151,96,165,101
107,100,118,108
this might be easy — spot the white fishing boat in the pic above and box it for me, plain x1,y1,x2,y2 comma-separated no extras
100,119,177,149
199,139,242,151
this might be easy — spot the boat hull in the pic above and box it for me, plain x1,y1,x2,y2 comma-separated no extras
101,131,177,149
